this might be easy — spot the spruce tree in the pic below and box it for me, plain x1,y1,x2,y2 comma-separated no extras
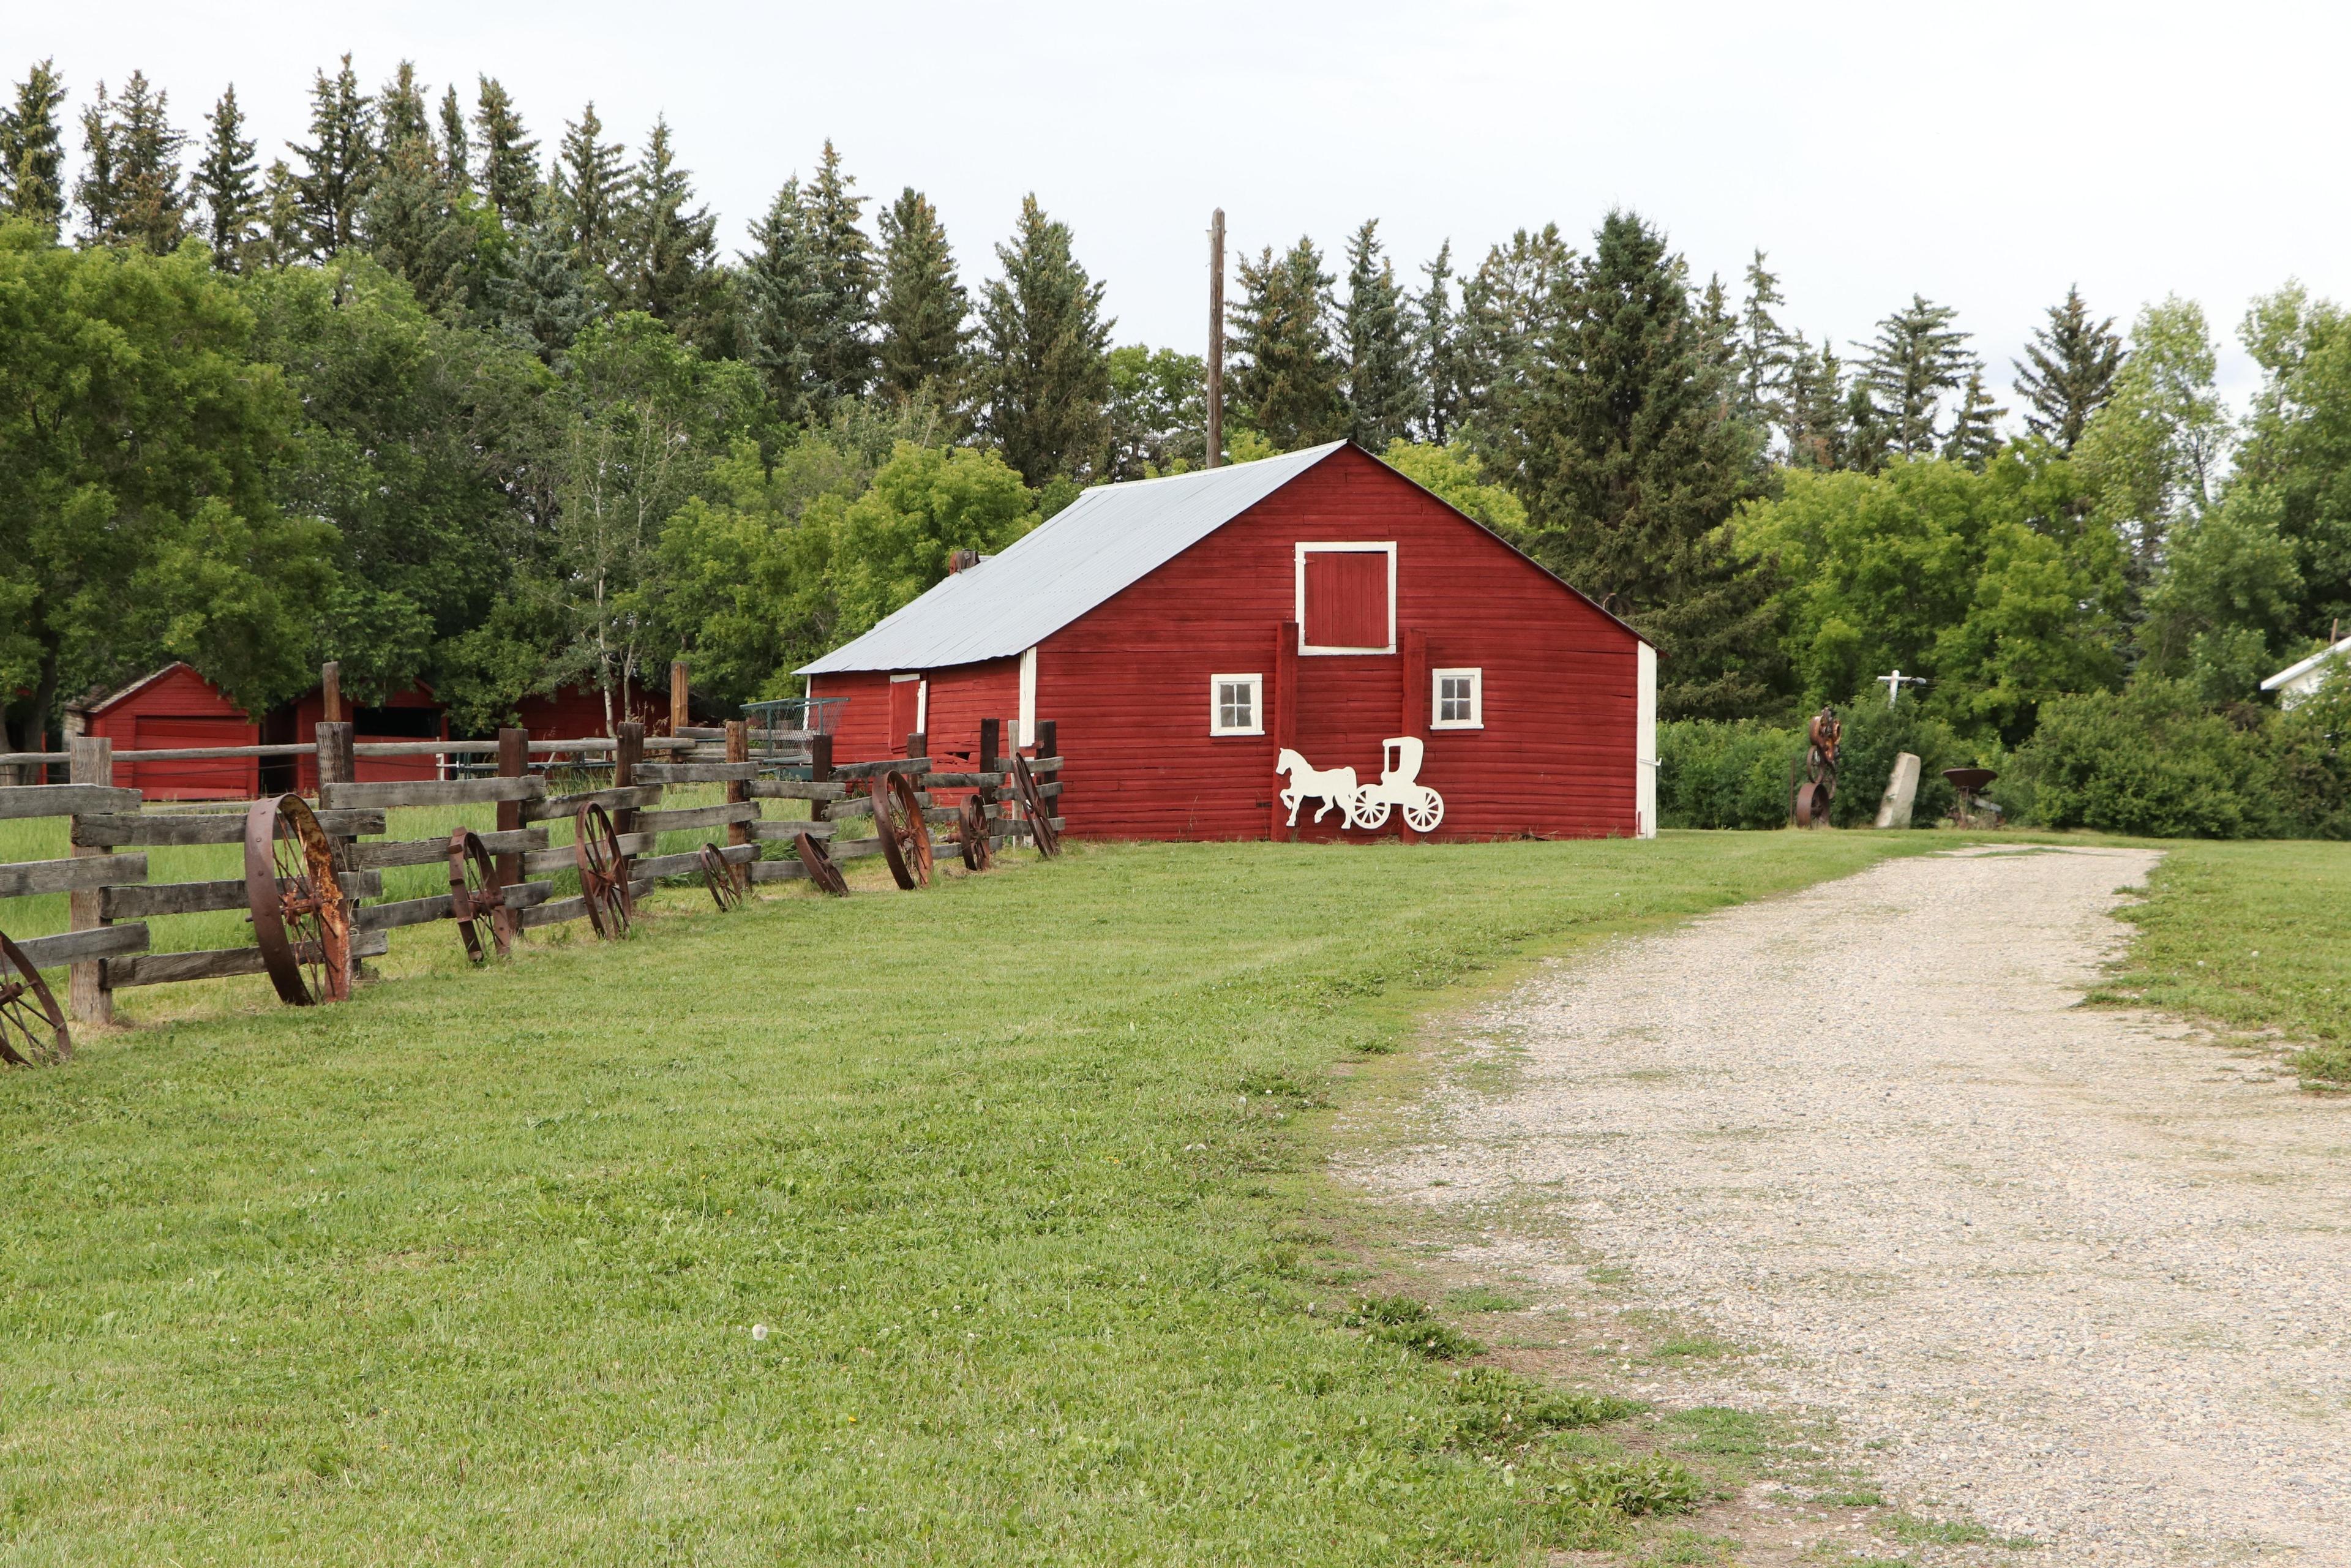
193,85,260,265
1510,209,1772,714
876,186,969,400
493,217,592,361
550,100,627,298
378,61,429,152
618,116,719,334
1455,225,1575,450
473,76,538,229
1341,219,1419,451
1782,340,1852,471
1941,370,2006,469
798,141,877,402
1734,250,1796,440
0,59,68,231
363,114,472,312
740,179,819,416
75,73,189,253
290,55,375,258
2013,285,2122,451
1227,236,1344,450
437,86,469,192
1415,241,1462,445
1859,294,1974,458
258,159,304,269
975,193,1113,484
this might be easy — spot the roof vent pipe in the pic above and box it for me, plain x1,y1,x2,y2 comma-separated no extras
948,549,981,574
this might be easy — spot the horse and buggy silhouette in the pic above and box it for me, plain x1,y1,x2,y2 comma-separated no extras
1275,737,1444,834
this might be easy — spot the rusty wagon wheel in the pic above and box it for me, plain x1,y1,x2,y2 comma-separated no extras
698,842,745,912
867,773,931,890
245,793,351,1007
1011,756,1060,858
1793,779,1829,828
797,831,850,898
0,930,70,1068
574,800,631,940
448,827,510,964
958,793,993,872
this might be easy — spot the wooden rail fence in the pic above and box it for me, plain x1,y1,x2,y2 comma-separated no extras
0,715,1063,1040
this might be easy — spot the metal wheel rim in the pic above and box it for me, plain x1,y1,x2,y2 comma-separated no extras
245,794,347,1006
797,831,850,898
959,795,992,871
449,828,506,962
0,932,70,1067
699,842,743,910
574,801,630,939
1013,757,1059,857
889,772,932,887
868,776,917,890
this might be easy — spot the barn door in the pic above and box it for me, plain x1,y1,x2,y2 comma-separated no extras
889,676,921,755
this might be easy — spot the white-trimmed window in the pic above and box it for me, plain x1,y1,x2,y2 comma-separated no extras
1432,667,1483,729
1210,673,1263,736
1294,541,1397,655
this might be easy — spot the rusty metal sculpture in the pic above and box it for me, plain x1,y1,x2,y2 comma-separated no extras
245,793,351,1005
796,830,849,898
1011,755,1060,857
1792,706,1843,828
958,793,993,872
697,842,746,911
1944,767,2000,828
869,772,931,890
0,929,70,1067
574,800,631,939
448,828,511,963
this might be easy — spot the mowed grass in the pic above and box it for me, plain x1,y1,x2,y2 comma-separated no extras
2090,838,2351,1086
0,830,1930,1564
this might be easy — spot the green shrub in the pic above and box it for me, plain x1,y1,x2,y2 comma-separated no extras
1449,1368,1643,1447
1824,700,1965,827
2270,669,2351,839
1558,1455,1707,1515
1343,1295,1482,1359
1656,721,1804,829
2014,680,2281,838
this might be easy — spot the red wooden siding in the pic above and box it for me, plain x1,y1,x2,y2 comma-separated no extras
279,683,446,793
80,664,259,800
1302,549,1389,648
808,670,896,761
1036,446,1638,841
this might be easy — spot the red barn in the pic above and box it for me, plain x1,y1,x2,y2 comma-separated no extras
798,442,1658,841
261,682,449,794
71,662,259,800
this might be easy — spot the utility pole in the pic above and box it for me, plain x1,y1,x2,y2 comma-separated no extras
1206,207,1224,468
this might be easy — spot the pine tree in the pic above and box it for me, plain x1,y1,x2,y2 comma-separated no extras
1341,219,1419,451
1227,236,1344,450
1455,225,1575,448
362,114,472,312
1782,340,1852,471
1941,370,2006,469
473,76,538,229
493,217,592,361
258,159,304,268
1859,294,1974,459
2013,285,2123,451
876,186,969,400
740,179,819,415
290,55,375,258
798,141,877,402
617,116,719,334
75,73,189,253
550,101,628,298
438,86,470,192
975,193,1113,484
1415,241,1462,445
1734,250,1796,440
193,84,260,264
1509,210,1772,715
378,61,429,152
0,59,69,231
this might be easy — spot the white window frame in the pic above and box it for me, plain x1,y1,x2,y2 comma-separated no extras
1431,667,1483,730
1294,541,1398,656
1209,673,1264,737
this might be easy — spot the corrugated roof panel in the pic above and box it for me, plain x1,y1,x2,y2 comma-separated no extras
797,441,1348,675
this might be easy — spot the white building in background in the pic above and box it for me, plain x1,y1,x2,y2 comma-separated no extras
2262,632,2351,708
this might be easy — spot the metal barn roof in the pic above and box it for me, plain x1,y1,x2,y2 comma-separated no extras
797,442,1349,675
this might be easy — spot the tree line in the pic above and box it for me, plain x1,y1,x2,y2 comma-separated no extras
4,54,2347,774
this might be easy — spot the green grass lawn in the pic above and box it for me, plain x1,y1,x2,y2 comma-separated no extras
2090,838,2351,1085
0,829,1931,1565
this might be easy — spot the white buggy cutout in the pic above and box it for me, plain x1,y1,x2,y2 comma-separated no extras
1275,738,1444,833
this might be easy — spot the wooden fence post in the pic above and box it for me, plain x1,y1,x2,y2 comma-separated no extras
724,719,751,860
67,735,113,1026
1270,622,1298,842
1033,721,1059,844
670,661,690,734
907,730,926,768
977,717,1000,842
495,727,528,892
321,660,342,724
807,731,833,836
614,722,644,886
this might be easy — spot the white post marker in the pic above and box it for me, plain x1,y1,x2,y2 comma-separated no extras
1875,751,1922,829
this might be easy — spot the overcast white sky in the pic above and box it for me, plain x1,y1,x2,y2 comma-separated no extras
13,1,2346,415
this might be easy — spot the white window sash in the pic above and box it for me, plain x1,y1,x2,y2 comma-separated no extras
1431,666,1483,730
1209,673,1263,736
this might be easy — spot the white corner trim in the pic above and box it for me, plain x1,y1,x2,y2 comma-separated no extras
1209,673,1264,736
1018,647,1037,748
915,679,928,735
1635,643,1658,840
1294,541,1398,656
1430,666,1483,730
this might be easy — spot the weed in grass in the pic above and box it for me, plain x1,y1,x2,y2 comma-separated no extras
1662,1405,1770,1457
1652,1334,1737,1361
1891,1513,1990,1545
1444,1285,1526,1312
1634,1528,1734,1565
1448,1367,1643,1447
1558,1454,1708,1515
1344,1293,1482,1359
1811,1488,1886,1507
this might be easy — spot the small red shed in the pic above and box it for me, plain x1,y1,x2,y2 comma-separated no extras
71,662,259,800
798,442,1659,841
260,682,450,794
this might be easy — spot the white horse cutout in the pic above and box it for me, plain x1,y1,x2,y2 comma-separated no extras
1275,749,1358,827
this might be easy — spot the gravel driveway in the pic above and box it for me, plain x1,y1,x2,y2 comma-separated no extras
1363,846,2351,1565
